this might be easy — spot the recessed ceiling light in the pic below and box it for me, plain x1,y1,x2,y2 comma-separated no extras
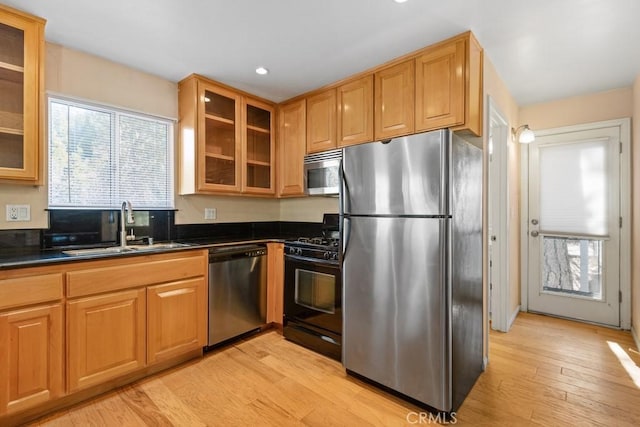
255,67,269,75
394,0,409,3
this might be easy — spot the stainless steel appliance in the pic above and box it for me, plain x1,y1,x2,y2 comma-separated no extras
208,244,267,346
283,214,342,360
341,130,483,413
304,149,341,195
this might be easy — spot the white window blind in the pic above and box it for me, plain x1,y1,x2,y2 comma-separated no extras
48,97,174,209
539,138,609,236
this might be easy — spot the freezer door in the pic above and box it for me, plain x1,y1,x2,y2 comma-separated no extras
342,130,448,216
342,216,451,411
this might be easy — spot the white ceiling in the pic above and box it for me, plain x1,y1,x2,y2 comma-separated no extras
5,0,640,105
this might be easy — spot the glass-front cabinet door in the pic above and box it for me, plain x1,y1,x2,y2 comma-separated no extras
198,83,242,192
244,99,274,194
0,7,44,182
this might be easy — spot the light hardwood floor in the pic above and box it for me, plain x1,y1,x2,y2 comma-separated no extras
29,313,640,426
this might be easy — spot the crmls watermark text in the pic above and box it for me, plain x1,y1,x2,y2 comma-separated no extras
406,411,458,424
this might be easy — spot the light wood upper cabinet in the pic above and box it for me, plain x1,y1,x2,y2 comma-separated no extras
0,304,63,416
337,75,373,147
415,32,483,136
306,89,336,154
415,39,465,132
454,32,483,137
67,288,146,393
0,5,45,183
280,31,483,145
244,98,275,195
277,99,306,197
178,74,276,195
374,60,415,140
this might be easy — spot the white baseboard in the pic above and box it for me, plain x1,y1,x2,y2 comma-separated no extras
507,305,521,330
482,356,489,371
632,326,640,352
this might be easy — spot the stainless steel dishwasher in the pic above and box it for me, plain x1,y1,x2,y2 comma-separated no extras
207,244,268,347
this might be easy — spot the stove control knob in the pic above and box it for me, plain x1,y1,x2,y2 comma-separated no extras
323,251,330,260
296,248,303,256
332,252,339,260
288,247,296,255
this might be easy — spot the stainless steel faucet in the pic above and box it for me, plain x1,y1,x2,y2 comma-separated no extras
120,201,134,248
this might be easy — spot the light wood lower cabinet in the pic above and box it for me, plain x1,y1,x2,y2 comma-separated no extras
0,304,63,415
0,249,207,424
67,288,146,393
266,242,284,325
147,278,206,364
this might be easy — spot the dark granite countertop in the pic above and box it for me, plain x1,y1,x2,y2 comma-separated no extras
0,237,287,270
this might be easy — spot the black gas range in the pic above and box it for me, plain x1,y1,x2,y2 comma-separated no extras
282,214,342,361
284,237,339,263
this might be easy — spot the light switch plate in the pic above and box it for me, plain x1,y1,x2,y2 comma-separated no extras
204,208,217,220
6,204,31,222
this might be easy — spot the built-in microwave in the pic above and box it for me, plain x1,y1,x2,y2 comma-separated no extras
303,149,342,196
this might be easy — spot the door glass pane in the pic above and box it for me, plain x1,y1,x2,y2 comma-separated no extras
542,236,603,300
539,139,609,236
295,269,335,314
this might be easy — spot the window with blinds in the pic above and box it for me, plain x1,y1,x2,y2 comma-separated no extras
48,96,174,209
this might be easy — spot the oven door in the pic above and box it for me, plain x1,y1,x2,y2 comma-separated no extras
284,254,341,335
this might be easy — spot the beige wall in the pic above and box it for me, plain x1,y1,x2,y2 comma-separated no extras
279,197,339,222
0,42,323,230
175,194,280,224
519,87,633,129
632,75,640,338
0,42,178,230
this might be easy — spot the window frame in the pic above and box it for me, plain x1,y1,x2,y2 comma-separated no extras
47,94,175,210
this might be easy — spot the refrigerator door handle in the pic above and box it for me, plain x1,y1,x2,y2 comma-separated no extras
342,216,351,259
339,157,344,216
339,156,349,215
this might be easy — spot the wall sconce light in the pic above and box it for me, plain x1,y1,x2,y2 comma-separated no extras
512,124,535,144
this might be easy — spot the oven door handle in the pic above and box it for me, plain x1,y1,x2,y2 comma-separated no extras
284,253,339,268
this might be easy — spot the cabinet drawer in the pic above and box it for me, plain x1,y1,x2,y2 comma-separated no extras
0,274,63,311
67,254,207,298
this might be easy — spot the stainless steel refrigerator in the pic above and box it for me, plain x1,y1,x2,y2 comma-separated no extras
341,129,483,413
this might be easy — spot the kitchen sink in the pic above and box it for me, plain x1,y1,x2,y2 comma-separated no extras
62,246,138,256
128,242,191,250
63,242,190,256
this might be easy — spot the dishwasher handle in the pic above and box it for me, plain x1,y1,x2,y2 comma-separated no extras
209,245,267,262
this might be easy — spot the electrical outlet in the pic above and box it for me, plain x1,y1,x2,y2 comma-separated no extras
6,204,31,222
204,208,217,220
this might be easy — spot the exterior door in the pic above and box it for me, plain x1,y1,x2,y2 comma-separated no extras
527,125,621,327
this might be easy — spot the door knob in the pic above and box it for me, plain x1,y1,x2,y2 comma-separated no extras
531,230,539,237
